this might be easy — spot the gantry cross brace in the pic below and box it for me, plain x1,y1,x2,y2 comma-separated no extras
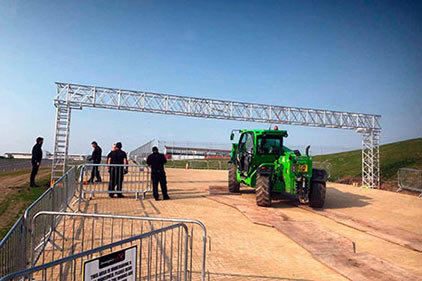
52,82,381,188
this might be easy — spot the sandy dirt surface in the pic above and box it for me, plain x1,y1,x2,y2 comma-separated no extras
322,182,422,235
59,168,422,280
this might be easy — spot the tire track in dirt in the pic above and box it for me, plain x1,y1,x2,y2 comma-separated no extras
297,205,422,253
207,194,420,281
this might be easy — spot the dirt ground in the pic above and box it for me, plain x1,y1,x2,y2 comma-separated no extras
0,168,49,195
0,167,50,233
68,168,422,281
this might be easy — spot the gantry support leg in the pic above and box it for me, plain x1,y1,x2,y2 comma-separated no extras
361,129,380,188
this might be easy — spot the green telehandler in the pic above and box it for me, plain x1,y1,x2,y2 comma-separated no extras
228,129,327,208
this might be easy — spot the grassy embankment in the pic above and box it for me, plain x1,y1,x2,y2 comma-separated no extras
313,138,422,187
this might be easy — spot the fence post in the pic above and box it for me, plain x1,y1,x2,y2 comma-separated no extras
78,166,85,212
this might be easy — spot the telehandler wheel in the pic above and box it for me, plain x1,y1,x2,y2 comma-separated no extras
256,173,272,207
228,165,240,193
309,180,326,208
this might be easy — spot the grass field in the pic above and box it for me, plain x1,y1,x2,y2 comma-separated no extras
313,138,422,186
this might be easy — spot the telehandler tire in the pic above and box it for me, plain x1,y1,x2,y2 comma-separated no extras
309,180,326,208
256,173,272,207
228,165,240,193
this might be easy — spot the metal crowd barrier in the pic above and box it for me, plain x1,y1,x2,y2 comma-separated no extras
29,211,208,281
397,168,422,197
79,164,151,201
0,223,189,281
0,217,25,277
0,166,78,277
24,166,78,265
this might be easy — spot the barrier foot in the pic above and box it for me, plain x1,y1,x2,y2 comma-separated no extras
72,195,88,205
34,230,53,252
50,240,63,252
54,229,65,240
33,231,63,254
66,204,76,213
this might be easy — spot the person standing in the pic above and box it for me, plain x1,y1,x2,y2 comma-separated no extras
107,143,117,163
88,141,102,183
107,142,128,198
147,146,170,201
30,137,43,187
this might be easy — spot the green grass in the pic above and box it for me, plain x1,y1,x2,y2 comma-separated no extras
0,174,51,239
313,138,422,183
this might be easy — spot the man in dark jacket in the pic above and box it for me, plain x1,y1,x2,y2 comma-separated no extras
107,142,128,198
88,141,102,183
146,146,170,201
30,137,43,187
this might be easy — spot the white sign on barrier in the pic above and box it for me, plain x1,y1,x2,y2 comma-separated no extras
83,246,137,281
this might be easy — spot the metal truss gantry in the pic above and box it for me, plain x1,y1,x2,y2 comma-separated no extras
52,82,381,188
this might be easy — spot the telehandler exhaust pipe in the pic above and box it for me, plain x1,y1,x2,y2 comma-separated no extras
305,145,311,156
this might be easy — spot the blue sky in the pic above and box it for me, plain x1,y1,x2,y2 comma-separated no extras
0,0,421,155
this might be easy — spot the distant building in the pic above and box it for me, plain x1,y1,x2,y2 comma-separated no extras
129,139,231,162
68,154,86,161
5,151,52,159
164,146,230,160
4,152,32,159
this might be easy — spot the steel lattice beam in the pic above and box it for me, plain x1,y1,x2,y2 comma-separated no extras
54,82,380,130
52,82,382,188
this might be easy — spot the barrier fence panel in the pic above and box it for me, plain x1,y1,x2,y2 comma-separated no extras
397,168,422,197
29,211,208,281
0,217,25,277
24,166,78,266
313,162,332,179
0,166,78,276
0,223,189,281
79,164,150,200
